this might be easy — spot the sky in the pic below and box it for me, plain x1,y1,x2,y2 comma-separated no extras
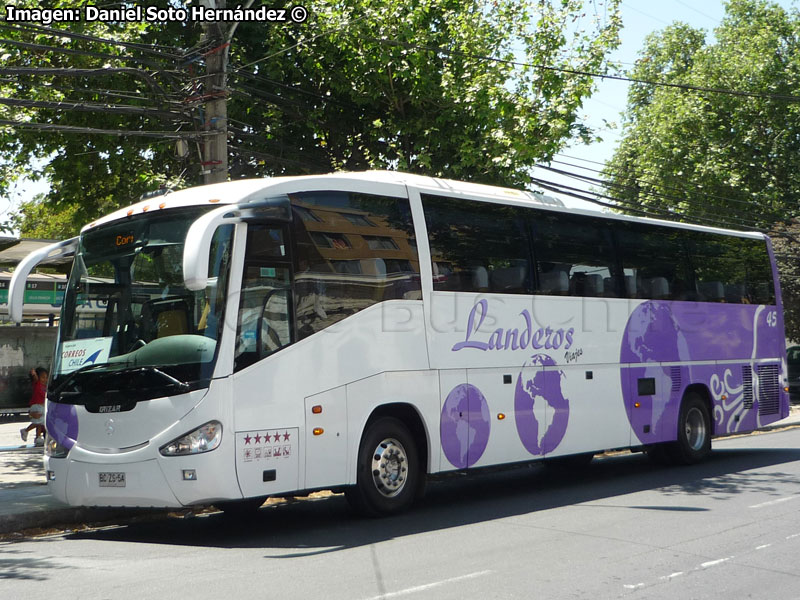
3,0,798,228
537,0,798,211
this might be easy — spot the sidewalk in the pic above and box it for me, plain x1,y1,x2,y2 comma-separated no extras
2,407,800,536
0,416,164,535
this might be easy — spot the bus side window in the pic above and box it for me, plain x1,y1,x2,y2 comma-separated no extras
234,225,292,372
291,191,421,339
422,194,532,295
531,214,620,298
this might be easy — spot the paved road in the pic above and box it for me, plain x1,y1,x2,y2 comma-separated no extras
3,428,800,599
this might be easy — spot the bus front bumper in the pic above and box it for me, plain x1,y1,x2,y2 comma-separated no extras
45,452,243,508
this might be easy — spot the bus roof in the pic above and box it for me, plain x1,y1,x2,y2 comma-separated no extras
83,171,766,241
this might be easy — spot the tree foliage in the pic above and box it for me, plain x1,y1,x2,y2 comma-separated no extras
1,0,621,237
603,0,800,339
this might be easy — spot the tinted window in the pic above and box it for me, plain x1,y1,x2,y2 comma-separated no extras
531,213,620,297
423,194,531,294
614,222,694,300
234,225,292,371
292,191,420,339
685,230,774,304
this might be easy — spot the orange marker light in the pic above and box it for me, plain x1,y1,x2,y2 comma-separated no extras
127,209,134,216
634,402,641,408
142,205,150,212
209,198,221,203
313,428,324,436
311,405,322,414
497,413,506,420
159,202,167,209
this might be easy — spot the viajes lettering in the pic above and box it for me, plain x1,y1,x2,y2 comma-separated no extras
452,299,574,352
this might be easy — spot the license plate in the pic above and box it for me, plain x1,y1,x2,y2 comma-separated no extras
99,472,126,487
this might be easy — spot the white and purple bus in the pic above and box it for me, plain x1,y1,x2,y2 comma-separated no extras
7,172,790,515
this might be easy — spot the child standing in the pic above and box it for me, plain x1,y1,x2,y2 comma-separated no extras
20,367,48,446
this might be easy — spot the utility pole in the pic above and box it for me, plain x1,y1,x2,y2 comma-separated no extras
201,0,228,184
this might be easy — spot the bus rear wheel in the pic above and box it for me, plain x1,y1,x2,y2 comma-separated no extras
669,393,711,465
346,417,419,517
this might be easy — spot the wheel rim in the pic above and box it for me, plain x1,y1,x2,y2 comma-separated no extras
684,407,707,451
370,437,408,498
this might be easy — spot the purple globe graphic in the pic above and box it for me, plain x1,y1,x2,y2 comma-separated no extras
620,301,687,444
620,301,687,364
514,354,569,455
46,402,79,450
440,383,490,468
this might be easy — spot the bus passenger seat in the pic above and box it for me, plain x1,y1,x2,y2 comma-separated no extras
603,277,615,297
698,281,724,302
539,271,569,295
648,277,670,300
724,283,746,303
585,274,604,296
490,265,527,293
624,275,638,298
472,266,489,292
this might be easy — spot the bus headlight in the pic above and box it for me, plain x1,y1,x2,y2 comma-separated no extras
45,434,69,458
159,421,222,457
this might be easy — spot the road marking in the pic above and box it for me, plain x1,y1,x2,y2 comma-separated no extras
786,533,800,540
755,544,772,551
701,557,731,569
749,496,799,509
623,583,644,590
366,570,493,599
659,572,684,580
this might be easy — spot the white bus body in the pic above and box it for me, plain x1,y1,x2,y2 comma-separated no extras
9,172,789,515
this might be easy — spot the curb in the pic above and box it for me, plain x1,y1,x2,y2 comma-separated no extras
0,505,170,536
0,445,42,453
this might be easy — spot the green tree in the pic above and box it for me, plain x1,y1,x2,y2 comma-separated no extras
603,0,800,339
2,0,622,236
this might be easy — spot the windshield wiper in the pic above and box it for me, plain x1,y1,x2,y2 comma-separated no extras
117,366,191,393
51,361,117,398
52,363,190,403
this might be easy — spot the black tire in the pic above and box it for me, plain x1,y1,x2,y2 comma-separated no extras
345,417,420,517
215,496,267,517
644,443,672,465
669,392,712,465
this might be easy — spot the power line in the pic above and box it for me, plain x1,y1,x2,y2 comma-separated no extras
0,22,187,59
536,164,765,230
377,39,800,103
0,67,173,98
547,158,782,215
227,144,329,171
0,120,211,139
0,96,190,122
236,12,369,71
0,37,172,70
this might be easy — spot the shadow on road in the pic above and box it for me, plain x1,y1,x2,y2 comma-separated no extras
66,442,800,554
0,452,45,489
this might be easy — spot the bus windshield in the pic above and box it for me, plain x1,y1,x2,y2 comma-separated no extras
51,207,234,404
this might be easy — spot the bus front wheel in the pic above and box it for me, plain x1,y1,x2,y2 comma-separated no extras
670,393,711,465
346,417,419,517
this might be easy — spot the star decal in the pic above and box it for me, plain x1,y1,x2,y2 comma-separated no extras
283,431,290,442
255,433,262,444
264,432,271,443
244,434,252,445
